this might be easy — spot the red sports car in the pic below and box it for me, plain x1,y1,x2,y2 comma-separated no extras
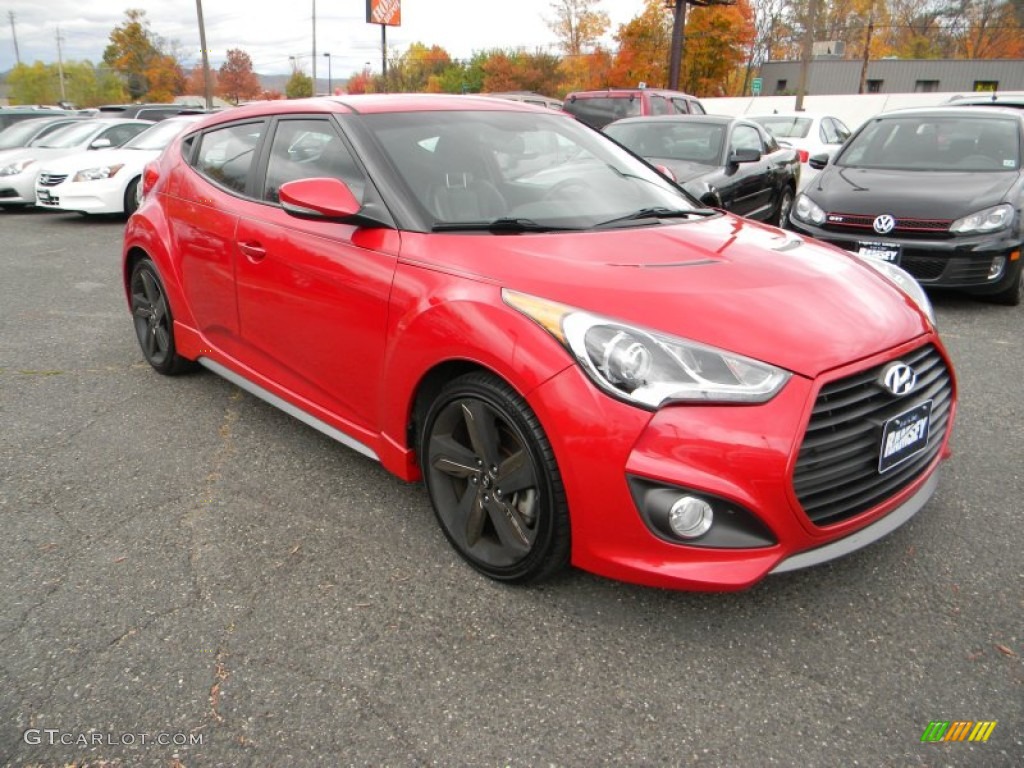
122,95,956,590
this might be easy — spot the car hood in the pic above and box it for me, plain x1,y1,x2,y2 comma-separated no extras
404,215,932,379
807,166,1019,217
650,157,717,183
38,147,157,175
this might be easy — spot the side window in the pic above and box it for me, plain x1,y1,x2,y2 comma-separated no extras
649,95,672,116
670,98,690,115
833,118,851,143
262,119,365,204
731,124,763,153
193,121,264,195
689,100,706,115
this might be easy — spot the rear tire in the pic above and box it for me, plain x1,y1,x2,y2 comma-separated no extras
129,258,197,375
775,186,794,228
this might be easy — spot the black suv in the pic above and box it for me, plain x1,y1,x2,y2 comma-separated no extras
789,107,1023,305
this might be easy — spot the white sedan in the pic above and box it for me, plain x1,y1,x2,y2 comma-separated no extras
748,112,851,189
35,115,202,216
0,119,152,208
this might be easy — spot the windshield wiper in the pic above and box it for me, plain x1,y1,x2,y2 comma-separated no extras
431,217,574,233
592,207,717,229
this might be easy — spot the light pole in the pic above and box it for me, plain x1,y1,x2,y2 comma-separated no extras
323,52,332,95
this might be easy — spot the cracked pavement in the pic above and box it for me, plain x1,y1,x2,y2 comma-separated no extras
1,208,1021,767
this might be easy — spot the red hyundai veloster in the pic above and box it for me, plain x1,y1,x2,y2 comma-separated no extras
122,95,956,590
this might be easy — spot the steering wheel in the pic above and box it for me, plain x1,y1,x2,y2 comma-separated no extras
543,178,592,200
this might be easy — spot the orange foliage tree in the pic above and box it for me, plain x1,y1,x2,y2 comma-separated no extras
218,49,262,104
607,0,673,87
683,0,756,96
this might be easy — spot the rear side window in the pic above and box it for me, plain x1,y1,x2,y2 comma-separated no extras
97,123,149,147
193,122,265,194
649,95,672,116
564,97,641,129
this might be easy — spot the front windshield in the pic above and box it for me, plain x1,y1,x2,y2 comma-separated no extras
751,116,812,140
34,121,103,149
123,117,197,150
837,115,1020,172
363,110,698,230
604,121,725,164
0,119,55,149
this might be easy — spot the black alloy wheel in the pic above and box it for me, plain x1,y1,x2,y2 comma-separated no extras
421,373,570,583
129,258,195,375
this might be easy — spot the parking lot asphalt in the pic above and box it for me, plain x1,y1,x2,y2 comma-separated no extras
1,208,1021,767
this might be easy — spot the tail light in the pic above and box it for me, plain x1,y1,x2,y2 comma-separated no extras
797,150,810,164
142,161,160,197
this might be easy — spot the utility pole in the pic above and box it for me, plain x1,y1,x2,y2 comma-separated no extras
668,0,687,90
795,0,818,111
195,0,214,110
858,1,875,95
312,0,317,93
9,11,21,66
55,27,67,103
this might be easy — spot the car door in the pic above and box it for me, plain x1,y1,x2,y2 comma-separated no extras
169,119,267,357
720,123,774,220
232,115,400,439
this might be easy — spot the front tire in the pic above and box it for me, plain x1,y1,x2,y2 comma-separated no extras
123,177,141,217
775,186,794,228
129,258,196,375
421,372,570,584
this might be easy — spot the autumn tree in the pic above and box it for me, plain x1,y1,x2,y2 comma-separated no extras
185,65,217,97
683,0,755,96
218,49,262,104
345,66,376,94
547,0,610,56
607,0,673,88
481,50,563,94
103,9,183,101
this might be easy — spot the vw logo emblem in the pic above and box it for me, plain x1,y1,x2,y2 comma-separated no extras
873,214,896,234
881,362,917,397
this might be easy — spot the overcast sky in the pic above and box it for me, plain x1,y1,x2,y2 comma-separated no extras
1,0,647,81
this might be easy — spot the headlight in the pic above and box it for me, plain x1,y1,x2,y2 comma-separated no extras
949,203,1014,234
503,290,791,409
0,158,35,176
72,164,124,182
859,257,935,324
792,193,826,225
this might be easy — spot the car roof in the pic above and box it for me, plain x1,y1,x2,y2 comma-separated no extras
565,88,699,99
872,105,1024,120
606,114,739,127
191,94,565,128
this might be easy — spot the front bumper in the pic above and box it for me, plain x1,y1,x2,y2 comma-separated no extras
35,176,126,214
528,336,955,591
789,218,1022,295
0,172,39,205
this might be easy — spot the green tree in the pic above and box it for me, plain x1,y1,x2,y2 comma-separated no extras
286,70,313,98
6,62,60,105
7,60,126,107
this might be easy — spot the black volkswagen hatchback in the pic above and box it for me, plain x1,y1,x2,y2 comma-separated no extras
789,107,1023,305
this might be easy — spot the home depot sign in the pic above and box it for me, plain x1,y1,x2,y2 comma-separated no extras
366,0,401,26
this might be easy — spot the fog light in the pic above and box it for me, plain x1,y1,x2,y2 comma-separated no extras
668,496,713,539
989,256,1006,280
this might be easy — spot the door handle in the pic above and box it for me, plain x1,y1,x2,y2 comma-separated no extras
238,241,267,262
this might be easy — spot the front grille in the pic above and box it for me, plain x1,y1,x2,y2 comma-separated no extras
793,344,953,527
900,255,947,281
824,213,953,239
38,173,67,187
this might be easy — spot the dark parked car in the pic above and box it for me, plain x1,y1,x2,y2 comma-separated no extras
0,107,69,131
789,107,1024,305
563,88,705,130
96,103,207,122
122,95,951,591
604,114,801,226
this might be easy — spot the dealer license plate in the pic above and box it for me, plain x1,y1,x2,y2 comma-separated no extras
879,400,932,473
857,241,901,263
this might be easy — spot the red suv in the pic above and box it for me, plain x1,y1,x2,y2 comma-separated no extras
563,88,706,129
122,95,954,590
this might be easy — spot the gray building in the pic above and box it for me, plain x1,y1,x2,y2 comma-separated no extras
759,59,1024,96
